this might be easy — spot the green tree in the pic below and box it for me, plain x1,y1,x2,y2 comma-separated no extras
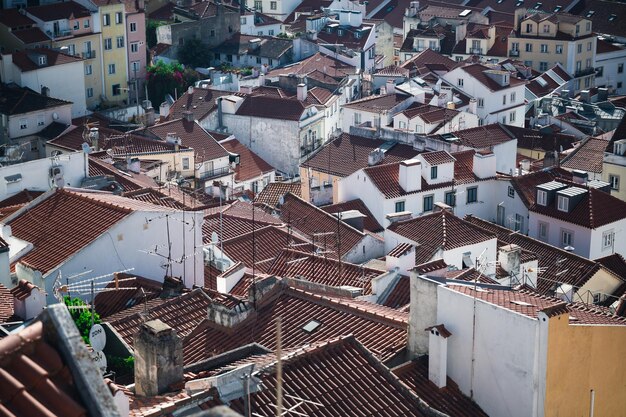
177,38,212,68
64,296,101,345
146,20,167,49
146,60,185,106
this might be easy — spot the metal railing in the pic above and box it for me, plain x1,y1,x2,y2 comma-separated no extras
471,47,483,55
82,50,96,59
197,166,230,180
509,50,520,57
575,67,595,77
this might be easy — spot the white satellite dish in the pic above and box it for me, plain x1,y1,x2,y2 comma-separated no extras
92,350,107,373
211,231,219,243
52,112,59,120
89,324,106,352
278,194,285,206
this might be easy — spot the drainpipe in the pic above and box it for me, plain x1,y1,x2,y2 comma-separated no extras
217,97,224,130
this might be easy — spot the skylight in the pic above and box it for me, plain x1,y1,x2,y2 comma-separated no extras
586,10,595,18
510,300,534,306
302,319,322,333
534,2,542,10
609,14,617,22
554,5,562,11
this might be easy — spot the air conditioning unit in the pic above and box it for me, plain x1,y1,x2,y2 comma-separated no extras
49,166,63,178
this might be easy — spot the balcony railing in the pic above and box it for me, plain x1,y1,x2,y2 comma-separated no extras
47,29,72,39
197,166,230,180
509,50,520,57
470,47,483,55
575,67,595,77
81,50,96,59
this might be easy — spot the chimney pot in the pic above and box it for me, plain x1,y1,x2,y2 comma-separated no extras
297,83,308,101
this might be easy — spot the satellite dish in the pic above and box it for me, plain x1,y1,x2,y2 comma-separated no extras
52,112,59,120
211,231,219,243
89,324,106,352
81,142,92,154
92,350,107,373
278,194,285,206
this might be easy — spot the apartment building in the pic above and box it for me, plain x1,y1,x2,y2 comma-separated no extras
508,8,596,94
125,0,147,103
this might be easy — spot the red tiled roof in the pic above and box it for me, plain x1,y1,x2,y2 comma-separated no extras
375,65,410,77
561,136,608,173
268,249,383,293
167,88,244,122
10,280,37,301
458,64,527,91
400,48,457,74
420,150,455,165
220,138,274,182
506,125,577,153
235,95,312,121
448,285,626,325
316,23,373,51
255,182,302,207
435,123,516,149
279,192,365,259
389,210,495,264
596,254,626,280
88,156,159,192
202,212,282,243
509,168,573,207
93,274,163,318
393,357,489,417
445,267,500,284
388,242,414,258
415,258,448,274
0,190,44,207
0,8,36,28
402,103,459,124
10,27,50,44
382,275,410,310
342,93,410,112
10,49,83,72
266,52,357,79
0,283,14,323
0,84,70,116
145,118,229,163
464,216,608,294
320,199,384,233
26,1,91,21
183,283,408,364
7,189,133,275
0,321,89,417
301,132,420,177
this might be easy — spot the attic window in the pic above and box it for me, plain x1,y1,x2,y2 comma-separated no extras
609,14,617,22
510,300,534,306
533,2,542,9
516,0,523,6
557,195,569,212
38,55,47,65
302,319,322,333
338,29,344,36
4,174,22,183
553,5,561,11
586,10,595,18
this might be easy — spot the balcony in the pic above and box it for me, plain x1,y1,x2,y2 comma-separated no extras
47,29,72,39
575,67,595,78
197,166,230,180
82,50,96,59
509,50,520,57
470,47,483,55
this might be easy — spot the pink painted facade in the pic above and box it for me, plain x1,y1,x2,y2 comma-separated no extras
126,2,147,102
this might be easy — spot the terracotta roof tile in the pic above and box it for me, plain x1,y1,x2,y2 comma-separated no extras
420,150,455,165
88,156,159,192
10,27,50,44
202,211,281,243
381,275,410,310
0,190,44,208
320,199,384,233
168,88,243,122
0,84,70,116
9,280,38,301
402,103,459,124
235,95,311,121
375,64,410,77
509,168,573,207
415,258,448,274
183,283,408,364
561,136,608,173
445,267,500,284
93,274,163,318
266,52,357,79
26,1,91,21
0,8,36,28
457,63,527,91
0,283,14,323
432,123,516,149
393,357,489,417
596,254,626,280
10,49,84,72
220,138,274,182
301,132,420,177
342,93,410,112
255,182,301,207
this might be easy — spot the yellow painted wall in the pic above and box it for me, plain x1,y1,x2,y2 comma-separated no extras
544,314,626,417
100,3,129,104
299,166,340,203
602,161,626,202
517,147,546,161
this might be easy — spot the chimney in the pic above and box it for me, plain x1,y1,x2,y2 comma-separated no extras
240,85,253,94
468,98,477,115
145,106,156,127
385,211,412,224
160,101,171,118
258,73,265,86
134,319,183,397
386,79,396,94
127,157,141,174
484,70,510,87
498,244,521,276
368,148,384,165
560,89,570,98
455,22,467,44
408,274,440,358
216,262,246,294
297,83,308,101
571,169,588,184
187,85,193,95
472,150,496,179
333,210,366,232
399,159,422,193
580,89,590,103
11,280,45,320
597,88,609,102
182,110,194,122
89,127,99,150
386,243,416,274
249,38,262,51
446,101,455,110
425,325,451,388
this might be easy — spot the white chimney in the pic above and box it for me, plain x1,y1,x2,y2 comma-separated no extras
258,73,266,86
11,280,45,320
127,157,141,174
349,11,363,27
187,85,193,95
297,83,308,101
339,10,351,26
446,101,455,110
399,159,422,193
498,244,521,276
386,79,396,95
472,150,496,179
216,262,246,294
386,244,416,274
160,101,171,118
468,98,477,115
426,324,451,388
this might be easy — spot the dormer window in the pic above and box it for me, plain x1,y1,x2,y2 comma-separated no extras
431,166,438,179
557,195,568,212
337,29,344,36
38,56,46,65
537,189,547,206
614,141,626,156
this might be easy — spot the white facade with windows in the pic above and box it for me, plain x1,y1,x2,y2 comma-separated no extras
240,13,283,36
594,40,626,95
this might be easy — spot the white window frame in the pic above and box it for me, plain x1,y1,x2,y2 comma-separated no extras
609,174,620,191
537,189,547,206
85,64,92,75
561,229,573,246
130,22,137,32
602,230,614,250
557,195,568,212
19,118,27,129
103,14,110,26
538,221,549,239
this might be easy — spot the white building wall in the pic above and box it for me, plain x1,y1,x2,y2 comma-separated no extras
494,179,530,234
343,234,385,263
240,15,283,36
437,286,542,417
35,209,204,304
594,46,626,95
528,211,593,258
7,105,73,139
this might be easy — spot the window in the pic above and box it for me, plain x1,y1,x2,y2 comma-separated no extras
557,195,568,212
130,22,136,32
458,78,464,87
445,191,456,207
525,43,533,52
103,13,110,26
502,95,506,105
477,98,484,108
67,44,76,55
104,38,112,50
84,19,90,28
618,63,624,74
561,229,573,246
241,17,247,24
431,166,438,179
108,63,116,74
73,21,79,30
539,61,548,71
117,36,124,48
543,24,550,33
86,87,93,98
609,174,620,191
556,44,563,54
577,44,582,53
526,23,533,33
619,82,623,89
602,230,614,250
254,0,262,9
131,61,140,72
268,29,274,36
270,1,276,9
508,186,515,198
466,187,477,203
423,195,434,212
587,41,592,51
85,64,92,75
19,118,27,129
37,115,45,126
115,12,123,24
130,41,140,53
268,58,273,66
514,213,524,232
354,112,361,125
210,29,215,37
182,157,190,170
509,111,516,122
584,77,590,88
540,44,548,53
510,92,516,102
112,84,121,95
511,42,519,52
395,201,405,212
537,189,547,205
538,221,548,239
586,22,591,32
576,24,580,34
576,61,582,72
